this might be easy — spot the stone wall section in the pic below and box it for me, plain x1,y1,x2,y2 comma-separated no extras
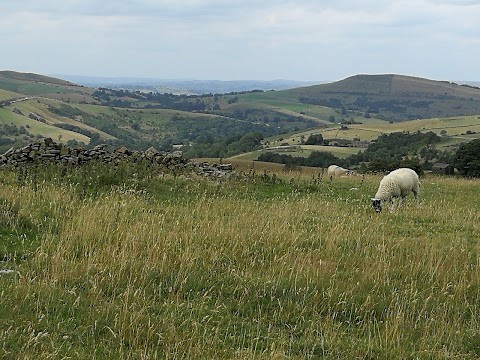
0,138,235,178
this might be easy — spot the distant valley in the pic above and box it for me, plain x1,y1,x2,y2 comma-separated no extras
52,75,322,95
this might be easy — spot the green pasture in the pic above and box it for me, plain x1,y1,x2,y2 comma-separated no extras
274,115,480,147
0,163,480,358
301,145,363,158
233,145,362,161
228,149,264,161
0,80,19,93
0,82,61,96
0,74,92,98
353,116,480,135
0,109,90,143
10,99,61,120
0,89,22,101
6,100,115,141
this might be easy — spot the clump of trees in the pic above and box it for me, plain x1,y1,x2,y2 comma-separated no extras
93,88,207,111
258,151,340,168
304,134,324,145
182,131,265,159
454,139,480,177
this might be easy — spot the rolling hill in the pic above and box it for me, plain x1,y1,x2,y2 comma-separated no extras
0,70,98,104
1,70,480,163
285,74,480,121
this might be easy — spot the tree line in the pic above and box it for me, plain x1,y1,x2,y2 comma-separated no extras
258,131,466,175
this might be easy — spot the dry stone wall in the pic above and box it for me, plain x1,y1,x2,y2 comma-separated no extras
0,138,235,178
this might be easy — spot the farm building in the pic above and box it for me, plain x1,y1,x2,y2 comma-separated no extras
432,163,454,175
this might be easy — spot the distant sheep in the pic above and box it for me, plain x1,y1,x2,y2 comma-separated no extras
327,164,355,178
371,168,420,212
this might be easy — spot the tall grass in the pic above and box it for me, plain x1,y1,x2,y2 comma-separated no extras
0,163,479,358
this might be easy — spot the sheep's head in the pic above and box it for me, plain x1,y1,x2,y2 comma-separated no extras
371,198,383,212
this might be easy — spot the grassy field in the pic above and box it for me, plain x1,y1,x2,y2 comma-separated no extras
280,115,480,143
230,145,362,161
0,108,91,144
254,115,480,161
0,89,23,101
0,72,97,104
1,161,480,358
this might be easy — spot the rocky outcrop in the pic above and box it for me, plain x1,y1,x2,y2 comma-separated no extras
0,138,236,179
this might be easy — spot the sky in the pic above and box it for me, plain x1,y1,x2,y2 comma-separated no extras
1,0,480,82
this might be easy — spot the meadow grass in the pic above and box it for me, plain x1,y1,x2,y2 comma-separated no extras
0,163,479,359
0,89,23,101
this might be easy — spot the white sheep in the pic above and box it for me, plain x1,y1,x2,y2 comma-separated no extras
371,168,420,212
327,165,355,178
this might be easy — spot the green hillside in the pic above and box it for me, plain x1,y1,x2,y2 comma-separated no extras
285,74,480,121
1,70,480,164
0,71,97,103
0,70,74,86
0,89,23,101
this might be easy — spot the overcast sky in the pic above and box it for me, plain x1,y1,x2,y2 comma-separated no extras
1,0,479,82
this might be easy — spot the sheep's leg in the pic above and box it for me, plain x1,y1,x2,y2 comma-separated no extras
389,198,396,212
398,196,405,208
413,189,420,206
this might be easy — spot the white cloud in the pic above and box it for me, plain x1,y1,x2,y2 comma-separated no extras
0,0,479,80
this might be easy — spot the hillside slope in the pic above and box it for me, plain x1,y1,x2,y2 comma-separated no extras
0,70,75,86
0,70,97,103
285,74,480,121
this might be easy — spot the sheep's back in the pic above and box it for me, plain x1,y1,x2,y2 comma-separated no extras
327,165,339,177
375,168,419,199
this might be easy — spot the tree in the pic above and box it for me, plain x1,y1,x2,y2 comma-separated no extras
454,139,480,177
305,134,324,145
89,133,101,145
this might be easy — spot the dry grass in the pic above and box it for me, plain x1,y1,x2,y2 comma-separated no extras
0,166,479,358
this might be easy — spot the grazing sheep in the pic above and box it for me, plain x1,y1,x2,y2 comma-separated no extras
371,168,420,212
327,165,355,178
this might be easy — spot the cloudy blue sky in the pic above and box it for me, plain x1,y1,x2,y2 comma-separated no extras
1,0,479,82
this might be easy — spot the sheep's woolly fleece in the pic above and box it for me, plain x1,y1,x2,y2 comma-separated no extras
374,168,420,201
372,168,420,212
327,165,350,177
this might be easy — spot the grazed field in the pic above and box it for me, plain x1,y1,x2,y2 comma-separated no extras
0,163,479,358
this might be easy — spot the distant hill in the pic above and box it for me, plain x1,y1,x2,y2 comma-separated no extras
0,70,97,103
287,74,480,121
0,70,75,86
